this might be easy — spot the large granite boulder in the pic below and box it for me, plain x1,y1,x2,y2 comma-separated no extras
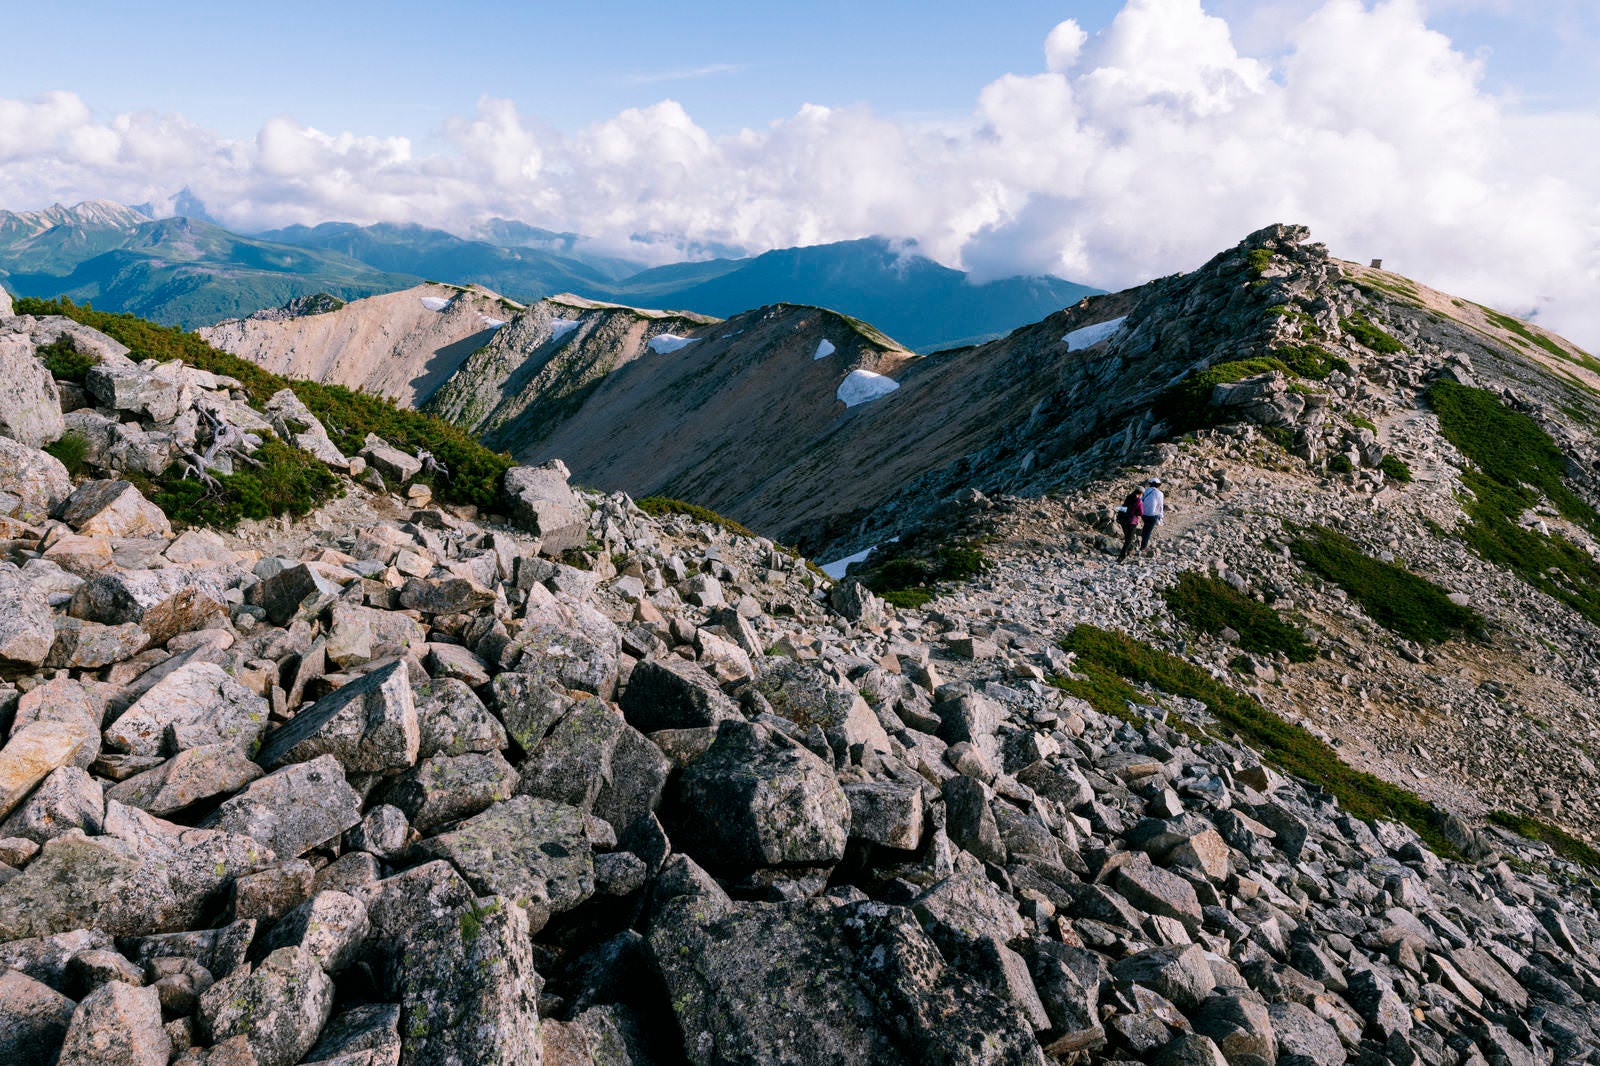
256,660,419,773
503,460,590,553
0,333,64,447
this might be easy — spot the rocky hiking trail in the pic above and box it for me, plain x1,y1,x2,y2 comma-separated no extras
4,238,1600,1066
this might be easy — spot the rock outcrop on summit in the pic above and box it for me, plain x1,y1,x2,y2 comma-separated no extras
2,222,1600,1066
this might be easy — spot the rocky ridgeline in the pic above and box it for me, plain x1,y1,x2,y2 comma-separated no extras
0,300,1597,1066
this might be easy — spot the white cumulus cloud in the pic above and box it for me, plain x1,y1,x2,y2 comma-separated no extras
1,0,1598,348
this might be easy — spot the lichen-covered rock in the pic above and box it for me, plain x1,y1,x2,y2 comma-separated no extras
414,677,506,758
0,437,73,520
649,896,1047,1066
619,656,741,732
57,980,170,1066
85,363,181,424
203,756,361,859
198,946,335,1066
0,764,103,843
397,896,543,1066
302,1003,401,1066
260,890,369,973
0,332,65,448
104,662,271,758
503,460,589,552
383,750,517,833
0,565,56,670
670,720,850,871
256,661,418,773
751,655,891,753
415,795,594,922
0,720,94,822
106,744,264,817
68,567,225,645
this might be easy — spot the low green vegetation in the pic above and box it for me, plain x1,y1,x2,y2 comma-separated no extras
1340,313,1405,354
1057,624,1458,855
1489,810,1600,868
1380,455,1413,483
636,496,757,539
1327,455,1354,475
142,438,343,528
1246,247,1273,277
1164,571,1316,662
1427,379,1600,627
855,538,988,609
1273,343,1351,380
1289,524,1483,643
1156,344,1348,434
43,433,90,476
1349,415,1376,433
1477,304,1600,371
14,297,512,509
38,335,99,383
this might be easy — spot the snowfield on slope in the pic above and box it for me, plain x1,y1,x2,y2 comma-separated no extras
420,296,450,312
814,339,836,360
837,368,899,407
1063,316,1126,350
648,334,698,354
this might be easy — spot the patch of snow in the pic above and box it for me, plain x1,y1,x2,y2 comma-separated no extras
814,338,836,360
648,333,698,354
549,317,580,340
837,369,900,408
1063,316,1125,350
820,535,900,580
420,296,450,312
480,315,507,329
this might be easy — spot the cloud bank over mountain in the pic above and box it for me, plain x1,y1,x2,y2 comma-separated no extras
1,0,1596,345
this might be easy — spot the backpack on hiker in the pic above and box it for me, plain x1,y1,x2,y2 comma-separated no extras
1116,491,1143,529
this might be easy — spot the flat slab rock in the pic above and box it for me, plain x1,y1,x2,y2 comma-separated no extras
415,794,595,925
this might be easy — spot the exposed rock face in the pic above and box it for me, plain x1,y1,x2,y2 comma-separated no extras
0,333,64,448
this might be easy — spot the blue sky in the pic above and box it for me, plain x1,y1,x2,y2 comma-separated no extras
3,1,1594,140
2,1,1599,346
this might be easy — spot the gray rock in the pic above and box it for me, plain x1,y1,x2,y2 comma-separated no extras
0,765,103,843
56,480,173,539
1113,854,1203,932
44,617,149,669
399,576,497,615
104,662,271,757
62,949,144,997
232,860,315,924
0,566,56,669
752,655,891,754
57,980,169,1066
1028,942,1105,1034
671,720,850,871
944,775,1008,866
846,783,925,851
491,671,576,751
590,721,671,833
0,437,72,520
303,1003,400,1065
0,928,113,990
360,434,422,483
204,755,361,858
514,622,619,700
123,919,256,981
0,833,135,941
254,563,341,627
829,579,887,627
414,677,506,757
649,895,1047,1066
346,804,409,860
261,890,369,973
912,873,1026,947
362,861,477,980
69,567,225,645
105,745,264,817
415,795,595,922
619,656,741,732
1153,1033,1231,1066
1343,966,1411,1040
517,697,625,810
256,660,419,773
1192,994,1277,1066
1268,1002,1343,1066
385,750,518,833
86,363,181,423
0,333,65,448
0,968,75,1066
198,946,335,1066
397,896,543,1066
503,460,590,553
1112,945,1218,1011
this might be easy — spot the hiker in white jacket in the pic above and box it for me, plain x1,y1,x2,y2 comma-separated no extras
1140,477,1165,553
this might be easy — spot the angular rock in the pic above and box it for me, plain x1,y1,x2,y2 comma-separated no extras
414,676,506,758
69,567,225,645
0,437,72,520
1114,854,1203,932
514,622,619,700
0,566,56,669
0,333,65,447
303,1003,400,1065
1268,1003,1343,1066
0,967,75,1066
0,765,103,843
56,480,173,539
261,890,369,973
255,563,341,628
105,662,271,757
912,873,1026,947
86,363,181,423
106,744,264,817
503,460,590,553
204,755,361,859
400,576,496,615
1192,994,1277,1065
416,795,595,919
1112,945,1218,1011
671,720,850,870
517,698,624,810
752,655,891,754
57,980,169,1066
385,750,518,833
199,946,335,1066
0,720,93,822
44,617,149,670
256,660,419,773
619,656,741,732
590,722,671,833
397,896,543,1066
360,434,422,483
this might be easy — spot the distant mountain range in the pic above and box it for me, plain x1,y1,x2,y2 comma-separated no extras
0,200,1098,350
